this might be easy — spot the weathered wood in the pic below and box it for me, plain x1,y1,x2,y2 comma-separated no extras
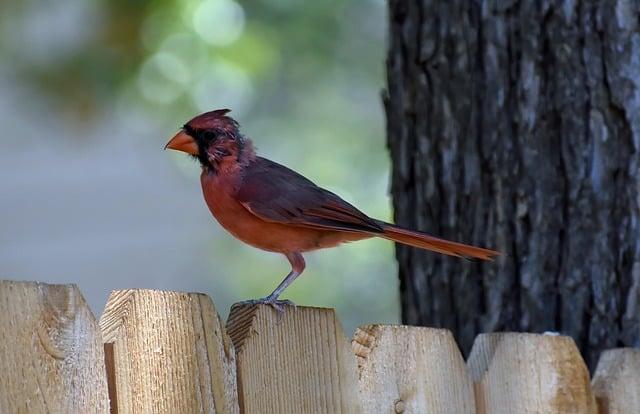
592,348,640,414
353,325,475,413
468,332,596,414
386,0,640,368
0,280,109,413
227,304,360,413
100,289,238,413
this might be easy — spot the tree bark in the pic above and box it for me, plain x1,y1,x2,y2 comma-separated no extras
385,0,640,369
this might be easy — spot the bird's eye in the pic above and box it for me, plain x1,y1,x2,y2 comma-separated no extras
202,131,218,141
215,148,231,157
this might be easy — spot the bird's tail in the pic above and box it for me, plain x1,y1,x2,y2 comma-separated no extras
379,223,499,260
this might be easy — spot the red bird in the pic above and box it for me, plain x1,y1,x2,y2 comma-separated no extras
166,109,498,309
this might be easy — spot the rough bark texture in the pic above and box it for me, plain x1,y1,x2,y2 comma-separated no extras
385,0,640,369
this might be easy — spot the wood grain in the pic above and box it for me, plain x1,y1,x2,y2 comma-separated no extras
0,279,109,413
227,304,360,413
592,348,640,414
100,289,238,413
468,332,596,414
353,325,475,413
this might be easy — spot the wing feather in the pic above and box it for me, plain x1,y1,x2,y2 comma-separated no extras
235,157,383,234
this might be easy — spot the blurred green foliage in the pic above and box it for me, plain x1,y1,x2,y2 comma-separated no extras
0,0,398,330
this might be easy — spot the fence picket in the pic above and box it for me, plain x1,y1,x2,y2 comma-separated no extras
468,332,596,414
100,289,238,413
0,280,109,413
353,325,475,413
592,348,640,414
226,304,361,413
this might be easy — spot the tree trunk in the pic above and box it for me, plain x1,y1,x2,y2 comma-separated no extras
385,0,640,369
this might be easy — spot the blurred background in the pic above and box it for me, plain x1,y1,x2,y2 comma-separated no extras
0,0,398,332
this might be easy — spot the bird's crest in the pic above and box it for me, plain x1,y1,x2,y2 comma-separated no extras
186,109,237,132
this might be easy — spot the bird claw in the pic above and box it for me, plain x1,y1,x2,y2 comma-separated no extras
233,297,296,316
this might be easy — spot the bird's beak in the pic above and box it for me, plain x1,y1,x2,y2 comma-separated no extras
164,130,199,155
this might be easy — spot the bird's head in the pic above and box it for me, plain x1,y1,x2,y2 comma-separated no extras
165,109,250,171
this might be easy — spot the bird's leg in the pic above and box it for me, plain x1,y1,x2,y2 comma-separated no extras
262,252,305,303
234,252,306,313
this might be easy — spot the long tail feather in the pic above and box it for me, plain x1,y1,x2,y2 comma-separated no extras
380,223,499,260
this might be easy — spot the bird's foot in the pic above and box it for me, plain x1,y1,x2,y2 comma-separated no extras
232,297,296,314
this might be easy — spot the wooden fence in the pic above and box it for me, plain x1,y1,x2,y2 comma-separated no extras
0,279,638,413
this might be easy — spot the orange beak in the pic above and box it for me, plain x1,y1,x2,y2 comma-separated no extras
164,130,199,155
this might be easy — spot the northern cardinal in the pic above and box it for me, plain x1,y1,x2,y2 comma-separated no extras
165,109,498,309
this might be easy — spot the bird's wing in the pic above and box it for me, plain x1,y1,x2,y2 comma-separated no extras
235,157,383,234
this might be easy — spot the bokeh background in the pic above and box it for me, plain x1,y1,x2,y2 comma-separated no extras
0,0,398,332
